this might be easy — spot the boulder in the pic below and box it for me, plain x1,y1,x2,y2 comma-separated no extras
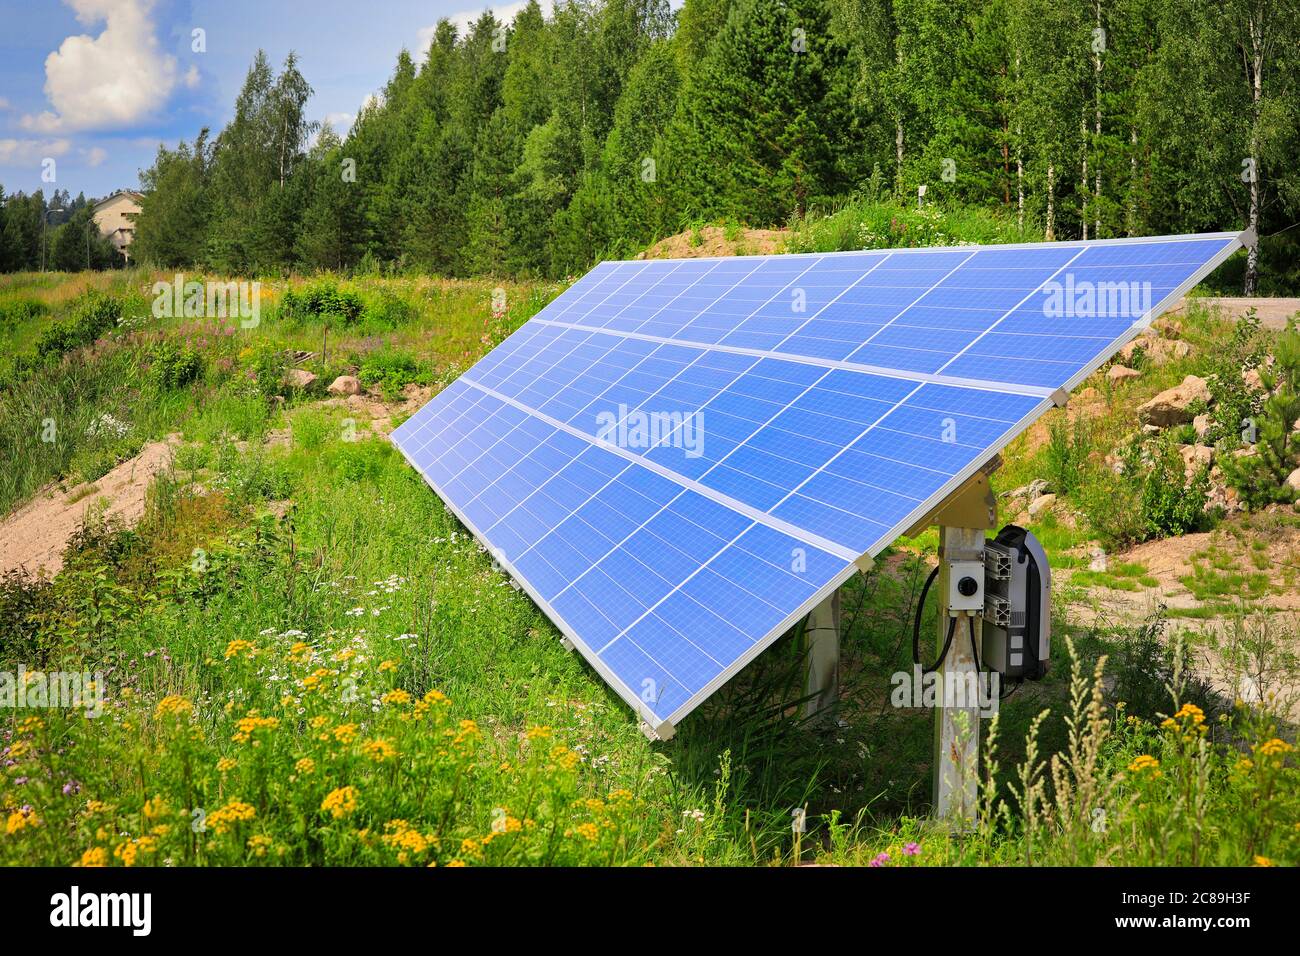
328,375,362,396
1107,364,1140,383
283,368,317,390
1193,413,1212,441
1027,493,1057,517
1008,478,1051,501
1137,374,1211,428
1286,467,1300,495
1243,367,1265,391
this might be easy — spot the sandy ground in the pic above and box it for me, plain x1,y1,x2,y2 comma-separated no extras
637,226,788,260
0,434,180,579
1173,296,1300,329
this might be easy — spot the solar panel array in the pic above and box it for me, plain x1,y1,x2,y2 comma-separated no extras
392,232,1245,737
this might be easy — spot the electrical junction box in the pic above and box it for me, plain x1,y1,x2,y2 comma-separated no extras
946,560,985,613
982,525,1051,680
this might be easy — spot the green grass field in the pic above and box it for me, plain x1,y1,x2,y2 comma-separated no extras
1,269,1296,867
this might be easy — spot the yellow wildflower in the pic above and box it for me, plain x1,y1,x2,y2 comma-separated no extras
378,659,398,673
224,639,256,660
154,695,193,720
208,800,256,835
381,689,412,706
362,738,398,763
294,757,316,776
247,834,273,858
1128,755,1160,773
77,847,108,867
321,786,358,819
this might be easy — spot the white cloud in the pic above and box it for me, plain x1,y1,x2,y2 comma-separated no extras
416,1,554,62
0,97,10,111
21,0,191,133
84,146,109,167
0,138,72,167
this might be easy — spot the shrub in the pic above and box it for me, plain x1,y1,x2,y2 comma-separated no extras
281,282,365,325
146,339,203,391
362,292,416,329
1220,324,1300,508
1203,309,1267,445
34,291,122,359
0,298,49,329
358,349,427,400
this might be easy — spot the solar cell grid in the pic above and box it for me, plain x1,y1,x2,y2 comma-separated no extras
392,231,1247,734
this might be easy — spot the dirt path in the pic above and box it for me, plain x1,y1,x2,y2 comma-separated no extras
0,435,179,579
1173,296,1300,329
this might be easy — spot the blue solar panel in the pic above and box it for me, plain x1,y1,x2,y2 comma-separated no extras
392,231,1246,736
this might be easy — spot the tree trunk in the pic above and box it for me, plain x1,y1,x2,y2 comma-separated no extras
1244,8,1264,295
1080,113,1089,240
1094,0,1103,237
1046,163,1056,241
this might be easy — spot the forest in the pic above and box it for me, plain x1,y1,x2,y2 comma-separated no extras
1,0,1297,291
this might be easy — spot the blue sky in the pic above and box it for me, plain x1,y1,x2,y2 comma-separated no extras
0,0,590,199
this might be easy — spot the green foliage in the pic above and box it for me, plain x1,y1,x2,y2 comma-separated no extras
358,349,428,400
0,298,49,329
1078,437,1210,547
1220,323,1300,508
1042,415,1092,499
34,291,121,359
1202,309,1268,445
146,339,204,391
280,283,365,325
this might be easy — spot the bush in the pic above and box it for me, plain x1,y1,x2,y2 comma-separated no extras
146,339,203,391
1220,323,1300,508
281,282,365,325
358,349,428,400
1079,437,1210,546
362,291,416,329
1203,309,1268,445
0,298,49,329
34,291,122,359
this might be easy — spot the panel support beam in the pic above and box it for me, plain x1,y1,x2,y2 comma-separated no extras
802,591,840,721
932,526,985,824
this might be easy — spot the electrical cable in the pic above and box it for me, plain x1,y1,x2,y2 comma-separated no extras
912,565,959,673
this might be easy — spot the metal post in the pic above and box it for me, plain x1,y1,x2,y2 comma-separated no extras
803,590,840,720
933,526,984,824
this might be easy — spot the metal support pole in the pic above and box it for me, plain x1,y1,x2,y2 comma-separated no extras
933,526,984,824
803,590,840,720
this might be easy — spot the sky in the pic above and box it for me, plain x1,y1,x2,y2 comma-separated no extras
0,0,593,200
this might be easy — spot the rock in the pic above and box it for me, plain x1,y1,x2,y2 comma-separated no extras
1077,386,1101,402
1008,478,1051,501
284,368,317,390
1243,367,1265,391
1152,315,1183,339
1105,453,1125,475
1286,467,1300,494
1108,364,1140,383
1179,444,1214,477
1169,340,1192,359
1136,374,1211,428
1118,334,1156,362
328,375,361,396
1142,423,1163,435
1193,413,1212,440
1027,493,1057,517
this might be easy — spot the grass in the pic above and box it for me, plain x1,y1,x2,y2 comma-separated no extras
0,271,1296,867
